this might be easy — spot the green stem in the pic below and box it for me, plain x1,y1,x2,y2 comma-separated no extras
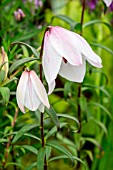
76,1,85,169
39,28,49,170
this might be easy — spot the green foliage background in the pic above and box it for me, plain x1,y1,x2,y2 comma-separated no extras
0,0,113,170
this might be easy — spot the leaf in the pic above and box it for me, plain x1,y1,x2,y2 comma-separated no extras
0,87,10,105
51,15,75,25
10,42,40,58
48,155,86,169
0,138,9,143
57,114,80,132
89,117,108,135
22,145,38,155
11,30,42,42
82,137,102,150
37,147,46,170
83,20,111,30
45,106,60,129
24,133,41,142
45,123,67,140
12,124,38,144
8,58,38,75
90,43,113,56
51,15,81,31
25,162,37,170
47,142,74,165
79,96,87,112
46,146,51,161
5,162,25,169
82,83,110,97
0,70,5,83
88,102,112,119
64,81,72,100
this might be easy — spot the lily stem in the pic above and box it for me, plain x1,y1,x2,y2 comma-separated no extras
40,33,47,170
80,0,85,36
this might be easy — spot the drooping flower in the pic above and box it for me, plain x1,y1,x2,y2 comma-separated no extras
0,47,8,82
103,0,113,7
16,70,50,113
14,8,25,21
42,26,102,94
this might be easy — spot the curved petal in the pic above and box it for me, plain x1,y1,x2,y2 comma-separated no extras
38,103,45,113
16,71,28,113
49,26,82,66
59,59,86,82
42,31,62,85
50,26,102,68
103,0,112,7
30,70,50,109
48,80,55,95
24,73,41,111
73,33,102,68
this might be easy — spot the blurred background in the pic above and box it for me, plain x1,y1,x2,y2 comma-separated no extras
0,0,113,169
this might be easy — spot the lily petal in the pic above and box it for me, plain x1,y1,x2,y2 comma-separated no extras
16,71,28,113
24,73,41,111
30,70,50,109
66,31,102,68
59,58,86,82
43,30,62,85
48,80,55,95
49,26,82,66
103,0,112,7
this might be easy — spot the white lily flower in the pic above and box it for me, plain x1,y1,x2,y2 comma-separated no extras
16,70,50,113
103,0,113,6
42,26,102,94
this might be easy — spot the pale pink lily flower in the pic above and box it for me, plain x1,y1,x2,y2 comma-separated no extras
42,26,102,94
103,0,113,6
16,70,50,113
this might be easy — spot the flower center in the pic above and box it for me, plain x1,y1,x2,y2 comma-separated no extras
63,57,67,63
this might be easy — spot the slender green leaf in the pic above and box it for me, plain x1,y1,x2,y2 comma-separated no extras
51,15,75,24
25,162,37,170
0,138,9,143
89,117,108,135
46,146,51,161
37,147,46,170
82,137,102,150
22,145,38,155
83,20,111,30
24,133,41,142
90,43,113,56
48,155,86,169
64,81,72,100
8,58,38,75
12,124,38,144
45,123,67,140
47,142,74,165
5,162,25,169
11,30,42,42
45,106,60,129
0,87,10,105
88,102,112,119
10,42,39,58
0,70,5,83
57,114,80,132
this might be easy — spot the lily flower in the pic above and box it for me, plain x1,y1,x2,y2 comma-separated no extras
16,70,50,113
42,26,102,94
103,0,113,7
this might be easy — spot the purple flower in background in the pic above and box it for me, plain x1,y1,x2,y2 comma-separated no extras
109,1,113,10
34,0,43,8
23,0,43,8
14,8,25,21
88,0,97,10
